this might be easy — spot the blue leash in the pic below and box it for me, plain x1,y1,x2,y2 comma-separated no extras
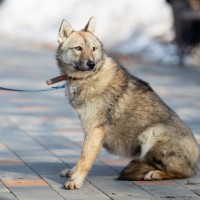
0,83,66,92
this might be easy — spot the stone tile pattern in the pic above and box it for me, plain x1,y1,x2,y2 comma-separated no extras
0,40,200,200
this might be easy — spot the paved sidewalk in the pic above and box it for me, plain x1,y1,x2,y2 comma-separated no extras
0,40,200,200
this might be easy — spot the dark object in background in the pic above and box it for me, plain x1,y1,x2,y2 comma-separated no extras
167,0,200,65
0,0,4,5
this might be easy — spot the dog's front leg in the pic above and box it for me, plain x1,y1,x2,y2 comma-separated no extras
64,127,104,190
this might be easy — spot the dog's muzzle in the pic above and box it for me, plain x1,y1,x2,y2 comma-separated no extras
76,60,96,71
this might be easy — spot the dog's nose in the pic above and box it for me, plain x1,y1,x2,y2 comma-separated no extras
86,60,96,70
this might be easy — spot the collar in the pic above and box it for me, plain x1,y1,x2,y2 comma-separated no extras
46,75,82,85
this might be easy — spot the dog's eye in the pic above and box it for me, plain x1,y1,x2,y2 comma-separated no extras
92,47,96,52
75,46,82,51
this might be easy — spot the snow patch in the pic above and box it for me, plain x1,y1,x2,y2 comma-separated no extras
0,0,178,63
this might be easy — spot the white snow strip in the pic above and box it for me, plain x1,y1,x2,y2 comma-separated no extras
0,0,178,63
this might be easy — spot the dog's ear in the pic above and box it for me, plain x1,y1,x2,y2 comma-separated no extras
58,19,74,43
83,17,95,33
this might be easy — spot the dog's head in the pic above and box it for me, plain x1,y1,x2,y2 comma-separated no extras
56,17,105,77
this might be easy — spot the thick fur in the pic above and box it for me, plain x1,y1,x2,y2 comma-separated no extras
56,17,199,190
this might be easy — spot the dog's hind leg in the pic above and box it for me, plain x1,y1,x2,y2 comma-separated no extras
142,146,196,180
118,151,195,181
143,159,193,181
118,160,156,181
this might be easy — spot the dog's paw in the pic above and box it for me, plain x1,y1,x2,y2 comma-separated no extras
144,170,162,180
64,178,83,190
60,166,76,177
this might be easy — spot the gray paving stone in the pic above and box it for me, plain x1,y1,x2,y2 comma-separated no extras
175,177,200,190
0,192,18,200
161,197,200,200
0,117,17,132
0,148,20,161
0,164,38,179
0,148,39,179
0,130,44,151
88,176,156,200
25,130,57,137
26,161,66,176
44,148,81,161
8,116,53,131
192,189,200,196
45,119,81,130
31,134,81,150
43,175,112,199
88,163,118,176
0,182,9,192
15,149,62,163
9,186,64,200
138,184,200,199
42,175,66,188
53,181,111,200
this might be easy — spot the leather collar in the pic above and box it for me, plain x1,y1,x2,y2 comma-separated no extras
46,75,82,85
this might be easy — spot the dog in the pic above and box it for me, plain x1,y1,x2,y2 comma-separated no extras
56,17,199,190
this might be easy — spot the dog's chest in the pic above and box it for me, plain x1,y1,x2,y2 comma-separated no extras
66,83,86,106
66,83,97,113
66,82,108,132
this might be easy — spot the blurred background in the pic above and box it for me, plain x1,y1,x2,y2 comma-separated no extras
0,0,199,66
